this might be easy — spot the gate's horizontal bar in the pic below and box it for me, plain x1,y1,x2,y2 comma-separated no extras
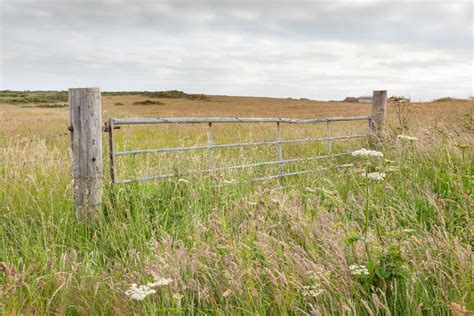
115,152,351,184
111,116,370,125
284,163,354,177
215,163,355,187
213,151,350,172
114,134,367,156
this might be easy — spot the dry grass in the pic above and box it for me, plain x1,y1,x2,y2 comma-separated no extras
0,93,472,314
1,94,472,137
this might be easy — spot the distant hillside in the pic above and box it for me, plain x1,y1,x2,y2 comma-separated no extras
431,97,470,103
0,90,208,106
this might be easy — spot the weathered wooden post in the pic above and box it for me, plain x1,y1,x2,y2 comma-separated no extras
69,88,103,221
370,90,387,144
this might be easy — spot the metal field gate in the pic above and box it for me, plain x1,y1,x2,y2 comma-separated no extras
68,88,387,219
106,116,372,185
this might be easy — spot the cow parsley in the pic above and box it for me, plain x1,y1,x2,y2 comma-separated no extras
125,283,156,301
173,293,184,300
125,277,173,301
148,277,173,287
351,148,384,158
367,172,386,181
349,264,370,276
397,135,417,142
302,283,324,298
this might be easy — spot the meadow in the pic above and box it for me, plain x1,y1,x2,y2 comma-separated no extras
0,91,472,315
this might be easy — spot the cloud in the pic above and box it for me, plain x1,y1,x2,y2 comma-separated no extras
1,0,472,100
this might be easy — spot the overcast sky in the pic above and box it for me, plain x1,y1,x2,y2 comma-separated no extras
0,0,472,100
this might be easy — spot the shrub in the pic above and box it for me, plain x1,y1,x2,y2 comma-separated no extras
37,103,68,108
143,90,208,100
132,100,165,106
0,91,68,104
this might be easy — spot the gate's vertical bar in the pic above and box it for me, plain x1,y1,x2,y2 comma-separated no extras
69,87,103,221
208,122,215,176
276,121,284,180
327,120,332,155
108,118,116,185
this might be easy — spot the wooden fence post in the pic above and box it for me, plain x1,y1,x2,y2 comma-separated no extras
69,88,103,221
370,90,387,144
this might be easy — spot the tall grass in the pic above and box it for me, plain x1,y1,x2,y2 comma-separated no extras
0,114,472,314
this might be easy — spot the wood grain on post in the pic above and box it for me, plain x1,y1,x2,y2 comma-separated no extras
69,88,103,221
370,90,387,143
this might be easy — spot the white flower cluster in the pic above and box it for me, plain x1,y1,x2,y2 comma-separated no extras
351,148,384,158
302,283,324,298
125,277,173,301
397,135,417,142
125,284,156,301
367,172,386,181
349,264,369,276
173,293,184,300
148,277,173,287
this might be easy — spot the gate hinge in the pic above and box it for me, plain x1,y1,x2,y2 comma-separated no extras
103,122,121,132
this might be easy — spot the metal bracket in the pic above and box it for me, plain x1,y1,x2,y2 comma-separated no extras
103,121,121,132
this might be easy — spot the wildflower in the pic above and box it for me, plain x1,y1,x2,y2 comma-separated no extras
125,283,156,301
148,277,173,287
307,269,330,280
351,148,383,158
366,172,386,181
349,264,370,276
397,135,417,142
385,166,399,173
125,277,173,301
302,283,324,298
173,293,184,301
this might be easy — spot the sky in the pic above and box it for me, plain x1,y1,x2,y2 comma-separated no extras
0,0,472,100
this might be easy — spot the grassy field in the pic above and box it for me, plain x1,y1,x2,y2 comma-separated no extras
0,91,473,315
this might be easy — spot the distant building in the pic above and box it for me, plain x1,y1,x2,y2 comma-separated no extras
357,96,373,103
